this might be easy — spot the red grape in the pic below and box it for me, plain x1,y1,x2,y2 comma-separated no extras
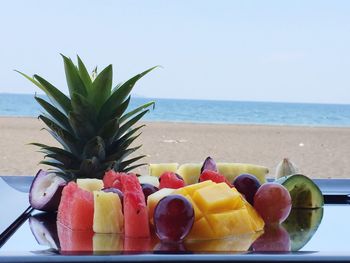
254,183,292,224
232,173,261,205
154,195,194,242
141,183,159,203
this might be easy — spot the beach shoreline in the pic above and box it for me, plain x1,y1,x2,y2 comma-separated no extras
1,117,349,179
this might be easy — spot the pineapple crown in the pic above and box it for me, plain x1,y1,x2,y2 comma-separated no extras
17,54,158,181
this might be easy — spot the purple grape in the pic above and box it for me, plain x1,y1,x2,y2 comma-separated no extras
102,187,124,211
154,195,194,243
200,156,217,173
141,183,159,203
233,174,261,205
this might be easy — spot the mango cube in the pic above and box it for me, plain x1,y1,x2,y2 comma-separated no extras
175,181,264,240
193,183,244,213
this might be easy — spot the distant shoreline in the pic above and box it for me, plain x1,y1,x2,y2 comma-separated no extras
1,94,350,127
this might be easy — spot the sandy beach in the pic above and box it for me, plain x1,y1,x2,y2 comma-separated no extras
0,117,349,179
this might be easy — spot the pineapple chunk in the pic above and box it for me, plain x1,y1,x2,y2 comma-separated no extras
77,179,104,192
176,163,202,185
217,163,269,184
149,163,179,177
93,191,123,234
138,175,159,187
147,188,174,223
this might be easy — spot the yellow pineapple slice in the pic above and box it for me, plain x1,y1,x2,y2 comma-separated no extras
138,175,159,187
149,163,179,177
217,163,269,184
176,163,202,185
77,178,104,192
93,191,123,234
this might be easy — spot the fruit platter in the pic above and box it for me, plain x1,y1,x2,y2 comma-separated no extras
1,56,350,262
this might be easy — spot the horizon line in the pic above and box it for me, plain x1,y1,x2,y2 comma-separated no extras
0,91,349,106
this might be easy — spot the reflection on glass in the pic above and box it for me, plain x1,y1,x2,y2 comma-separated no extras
28,212,60,250
250,224,291,252
28,208,324,254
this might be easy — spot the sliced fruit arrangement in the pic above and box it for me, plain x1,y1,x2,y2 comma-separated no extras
31,156,324,253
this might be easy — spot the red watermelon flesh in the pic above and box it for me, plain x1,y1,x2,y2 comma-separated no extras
57,182,94,230
103,170,124,190
121,173,150,238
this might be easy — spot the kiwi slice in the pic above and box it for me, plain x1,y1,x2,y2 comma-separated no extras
276,174,324,208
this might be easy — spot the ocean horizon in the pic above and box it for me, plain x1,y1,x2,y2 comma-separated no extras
1,93,350,127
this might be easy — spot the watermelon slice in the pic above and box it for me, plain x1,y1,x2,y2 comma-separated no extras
103,170,124,190
199,170,232,187
57,182,94,230
121,173,150,238
159,172,185,189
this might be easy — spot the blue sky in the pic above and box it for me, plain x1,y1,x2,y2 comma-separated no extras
1,0,350,104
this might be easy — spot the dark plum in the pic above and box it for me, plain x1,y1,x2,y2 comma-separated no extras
200,156,217,173
102,187,124,211
154,195,194,243
141,183,159,203
232,174,261,205
29,170,67,212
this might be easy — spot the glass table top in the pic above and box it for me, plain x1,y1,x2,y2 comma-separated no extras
0,176,350,262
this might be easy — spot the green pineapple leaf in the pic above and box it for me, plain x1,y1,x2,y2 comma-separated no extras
61,54,87,97
117,110,149,137
82,136,106,160
33,74,72,114
77,55,92,92
98,66,158,123
91,64,113,110
98,118,120,145
20,55,158,179
34,96,73,133
120,101,155,123
118,155,147,171
123,163,148,173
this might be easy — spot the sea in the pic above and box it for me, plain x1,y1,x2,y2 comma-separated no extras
1,93,350,127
